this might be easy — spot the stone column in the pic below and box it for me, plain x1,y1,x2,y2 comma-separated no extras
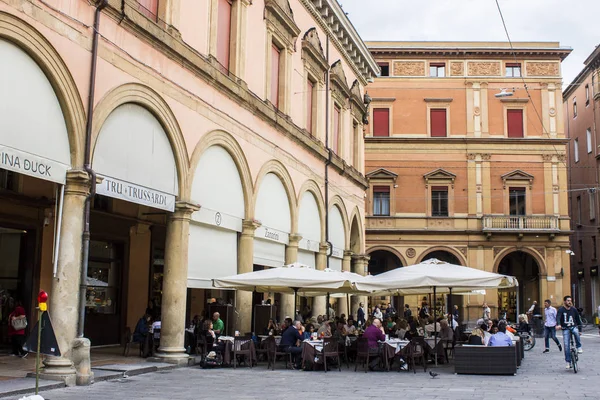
156,201,199,364
351,254,370,321
42,170,89,386
237,219,260,333
312,242,329,317
337,251,352,318
158,0,181,35
281,234,301,320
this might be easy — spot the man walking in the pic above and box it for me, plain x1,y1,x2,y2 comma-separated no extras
357,302,366,326
403,304,412,319
556,295,583,369
542,299,561,353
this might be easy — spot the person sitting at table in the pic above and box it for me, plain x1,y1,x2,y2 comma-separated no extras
364,318,386,371
468,326,485,345
280,320,304,369
488,321,513,347
517,314,529,333
373,306,383,320
384,316,396,333
133,312,151,343
303,323,315,340
265,319,279,335
317,321,332,337
481,323,492,345
439,319,454,341
345,317,357,335
395,319,408,339
212,312,224,336
202,320,225,354
424,317,441,336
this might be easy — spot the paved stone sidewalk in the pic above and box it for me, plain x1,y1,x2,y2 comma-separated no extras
9,332,600,400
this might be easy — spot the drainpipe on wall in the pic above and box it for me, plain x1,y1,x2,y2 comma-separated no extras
324,36,332,315
78,0,108,339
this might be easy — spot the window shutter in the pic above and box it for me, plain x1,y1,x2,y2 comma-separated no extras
138,0,159,19
430,109,447,137
507,109,523,137
373,186,390,193
270,44,281,107
332,106,340,153
216,0,232,69
373,109,390,137
306,80,313,134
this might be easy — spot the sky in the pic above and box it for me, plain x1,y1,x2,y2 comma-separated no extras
339,0,600,86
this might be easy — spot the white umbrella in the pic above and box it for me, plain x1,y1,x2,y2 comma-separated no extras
212,262,357,313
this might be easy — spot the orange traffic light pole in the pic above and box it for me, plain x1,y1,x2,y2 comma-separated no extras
36,291,48,395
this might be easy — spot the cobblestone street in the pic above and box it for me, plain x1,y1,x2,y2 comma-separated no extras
16,331,600,400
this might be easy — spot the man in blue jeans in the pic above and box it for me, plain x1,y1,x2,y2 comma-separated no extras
542,299,561,353
556,295,583,369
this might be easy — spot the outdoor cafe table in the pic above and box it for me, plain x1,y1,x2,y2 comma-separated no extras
382,339,409,371
219,336,257,366
301,339,323,368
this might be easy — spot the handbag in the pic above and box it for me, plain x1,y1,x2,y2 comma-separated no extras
11,315,27,331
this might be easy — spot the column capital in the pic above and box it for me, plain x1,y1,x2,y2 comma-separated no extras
344,250,354,259
242,219,261,235
288,233,302,245
171,201,200,221
319,242,329,254
351,253,371,263
65,169,90,197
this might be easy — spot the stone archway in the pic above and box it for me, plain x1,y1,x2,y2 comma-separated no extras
422,250,462,265
367,248,405,316
497,251,541,322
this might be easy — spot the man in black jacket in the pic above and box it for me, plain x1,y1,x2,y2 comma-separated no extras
280,320,303,369
556,295,583,369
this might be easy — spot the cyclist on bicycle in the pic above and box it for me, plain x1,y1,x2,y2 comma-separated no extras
556,295,583,370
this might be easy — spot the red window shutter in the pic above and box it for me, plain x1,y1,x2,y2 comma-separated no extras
271,44,280,107
216,0,232,69
306,80,313,134
430,109,447,137
373,186,390,193
138,0,159,19
431,186,448,192
373,108,390,137
332,106,340,153
507,109,523,137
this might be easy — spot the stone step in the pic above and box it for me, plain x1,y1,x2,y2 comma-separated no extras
0,377,64,399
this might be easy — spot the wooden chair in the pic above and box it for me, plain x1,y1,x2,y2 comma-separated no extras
354,337,370,373
123,327,143,357
196,333,207,360
257,336,276,369
399,338,427,373
265,338,292,370
233,336,254,368
316,337,341,373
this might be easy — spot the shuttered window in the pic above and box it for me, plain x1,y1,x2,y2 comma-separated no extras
137,0,159,20
270,44,281,108
430,109,447,137
431,186,448,217
306,79,314,134
373,108,390,137
507,109,523,137
332,105,340,154
216,0,232,69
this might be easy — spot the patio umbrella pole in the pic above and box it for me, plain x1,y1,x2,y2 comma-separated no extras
449,287,452,323
293,288,299,320
346,294,350,320
433,286,437,367
326,292,330,319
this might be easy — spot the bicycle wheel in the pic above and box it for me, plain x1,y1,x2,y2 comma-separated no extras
580,318,588,329
571,349,578,373
522,333,535,351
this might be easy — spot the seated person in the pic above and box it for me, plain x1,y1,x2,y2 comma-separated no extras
345,317,357,335
439,319,454,341
395,319,409,340
133,313,151,343
363,318,385,370
517,314,529,333
202,320,225,354
212,312,224,336
468,327,485,345
488,321,513,347
265,319,279,335
424,317,441,336
332,322,347,346
481,323,492,346
303,323,315,340
384,317,396,333
280,320,304,369
317,321,332,337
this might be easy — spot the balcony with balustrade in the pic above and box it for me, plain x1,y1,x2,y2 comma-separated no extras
482,215,560,234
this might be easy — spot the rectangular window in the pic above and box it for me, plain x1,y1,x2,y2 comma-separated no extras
137,0,159,20
378,62,390,77
0,169,17,191
216,0,232,69
373,108,390,137
593,236,597,260
353,122,360,167
507,109,524,138
430,108,447,137
576,195,582,225
587,128,593,153
590,189,596,220
509,187,526,216
270,44,281,108
431,186,449,217
332,105,340,154
306,79,314,134
573,98,577,118
586,84,590,106
429,63,445,77
574,138,579,163
373,186,390,216
505,63,521,77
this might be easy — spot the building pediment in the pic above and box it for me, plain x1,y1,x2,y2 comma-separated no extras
423,168,456,182
366,168,398,181
501,170,534,182
349,80,367,117
265,0,301,49
301,28,329,79
330,60,351,103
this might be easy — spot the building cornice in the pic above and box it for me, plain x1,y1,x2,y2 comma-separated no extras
365,137,570,145
300,0,379,83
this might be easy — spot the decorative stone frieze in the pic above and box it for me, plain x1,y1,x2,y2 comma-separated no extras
526,62,559,76
450,62,464,76
393,61,425,76
467,62,501,76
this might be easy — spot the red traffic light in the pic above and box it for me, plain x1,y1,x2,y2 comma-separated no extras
38,291,48,304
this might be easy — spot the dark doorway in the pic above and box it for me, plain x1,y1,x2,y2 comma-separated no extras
497,251,540,322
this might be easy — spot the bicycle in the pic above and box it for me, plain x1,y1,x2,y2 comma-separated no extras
519,330,536,351
568,327,579,373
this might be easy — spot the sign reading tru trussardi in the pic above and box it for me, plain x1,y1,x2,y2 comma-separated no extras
96,175,175,212
0,145,68,184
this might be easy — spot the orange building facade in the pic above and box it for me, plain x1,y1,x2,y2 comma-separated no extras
364,42,572,322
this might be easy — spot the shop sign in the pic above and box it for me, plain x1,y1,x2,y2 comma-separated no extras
190,207,242,232
254,225,289,245
331,246,344,259
96,175,175,212
0,145,68,184
299,238,320,252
